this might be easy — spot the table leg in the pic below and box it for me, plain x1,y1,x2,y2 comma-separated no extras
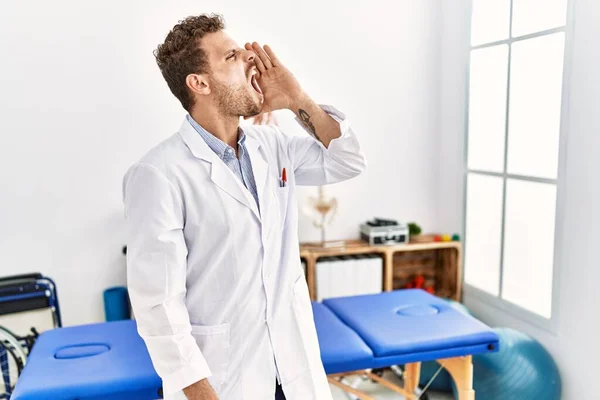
437,356,474,400
384,251,394,291
306,256,316,301
404,362,421,396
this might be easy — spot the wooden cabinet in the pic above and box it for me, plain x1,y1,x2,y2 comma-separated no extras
299,239,463,301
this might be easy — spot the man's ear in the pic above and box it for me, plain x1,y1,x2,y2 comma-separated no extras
186,73,211,96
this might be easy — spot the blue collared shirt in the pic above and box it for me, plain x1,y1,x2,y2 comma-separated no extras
186,115,260,212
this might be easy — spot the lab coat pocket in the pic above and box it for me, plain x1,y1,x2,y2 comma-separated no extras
190,323,230,393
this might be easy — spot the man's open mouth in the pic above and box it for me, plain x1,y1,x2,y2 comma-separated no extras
249,72,263,96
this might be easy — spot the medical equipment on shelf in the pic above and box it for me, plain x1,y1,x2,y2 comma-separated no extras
301,185,339,244
12,289,497,400
360,218,409,246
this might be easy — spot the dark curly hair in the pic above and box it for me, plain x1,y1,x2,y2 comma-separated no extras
154,14,225,111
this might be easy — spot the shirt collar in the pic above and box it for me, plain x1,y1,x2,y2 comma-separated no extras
186,114,246,159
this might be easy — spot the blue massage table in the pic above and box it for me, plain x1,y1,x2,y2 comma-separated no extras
10,320,162,400
11,289,498,399
315,289,498,400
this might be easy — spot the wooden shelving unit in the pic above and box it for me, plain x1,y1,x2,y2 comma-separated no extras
299,239,462,301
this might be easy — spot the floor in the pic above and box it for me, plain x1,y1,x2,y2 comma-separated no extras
330,370,453,400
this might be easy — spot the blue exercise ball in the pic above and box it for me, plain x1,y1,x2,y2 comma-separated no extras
466,328,561,400
446,299,472,316
419,302,561,400
419,361,453,392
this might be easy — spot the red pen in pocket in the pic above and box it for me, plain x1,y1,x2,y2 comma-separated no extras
281,167,287,187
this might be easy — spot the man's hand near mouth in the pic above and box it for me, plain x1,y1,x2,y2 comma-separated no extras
245,42,342,148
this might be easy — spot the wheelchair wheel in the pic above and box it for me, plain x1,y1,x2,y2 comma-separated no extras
0,327,28,398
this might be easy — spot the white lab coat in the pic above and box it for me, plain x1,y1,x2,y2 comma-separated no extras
122,105,366,400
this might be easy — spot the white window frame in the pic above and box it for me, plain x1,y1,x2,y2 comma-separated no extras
462,0,575,333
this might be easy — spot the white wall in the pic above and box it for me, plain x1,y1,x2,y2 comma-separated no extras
0,0,441,326
439,0,600,398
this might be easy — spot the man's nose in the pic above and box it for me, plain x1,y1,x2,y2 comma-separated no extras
244,49,256,63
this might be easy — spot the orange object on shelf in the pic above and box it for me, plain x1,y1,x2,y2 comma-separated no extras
413,275,425,289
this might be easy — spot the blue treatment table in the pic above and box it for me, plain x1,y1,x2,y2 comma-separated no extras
315,289,499,400
12,290,498,400
10,320,162,400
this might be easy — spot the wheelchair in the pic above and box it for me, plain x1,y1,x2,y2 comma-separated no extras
0,273,61,398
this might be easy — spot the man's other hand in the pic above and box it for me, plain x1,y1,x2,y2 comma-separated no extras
183,378,219,400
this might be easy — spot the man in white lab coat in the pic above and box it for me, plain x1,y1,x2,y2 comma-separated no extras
123,14,366,400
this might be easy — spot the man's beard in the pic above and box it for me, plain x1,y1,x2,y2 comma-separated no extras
211,77,261,118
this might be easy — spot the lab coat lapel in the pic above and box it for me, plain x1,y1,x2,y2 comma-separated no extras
211,161,260,220
178,119,259,218
244,133,269,214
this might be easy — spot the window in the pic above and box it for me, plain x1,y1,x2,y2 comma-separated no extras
464,0,569,320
